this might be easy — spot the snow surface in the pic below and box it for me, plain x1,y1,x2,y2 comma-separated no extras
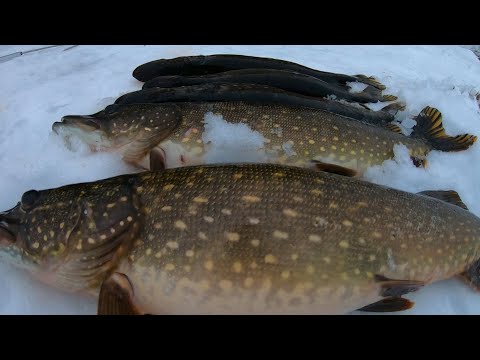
1,45,480,314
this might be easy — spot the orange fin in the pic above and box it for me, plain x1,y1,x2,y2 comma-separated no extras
411,106,477,152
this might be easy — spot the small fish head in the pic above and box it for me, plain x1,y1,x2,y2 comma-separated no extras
0,176,142,291
52,104,182,153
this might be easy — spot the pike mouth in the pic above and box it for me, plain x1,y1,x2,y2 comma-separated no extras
52,115,101,134
0,220,16,244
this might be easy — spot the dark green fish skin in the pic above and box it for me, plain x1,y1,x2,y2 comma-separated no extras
115,83,397,126
142,69,395,104
132,54,386,91
53,102,476,175
1,164,480,314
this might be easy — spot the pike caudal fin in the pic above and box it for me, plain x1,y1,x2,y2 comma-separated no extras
411,106,477,152
355,74,386,90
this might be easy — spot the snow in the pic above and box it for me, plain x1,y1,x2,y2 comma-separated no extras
1,45,480,314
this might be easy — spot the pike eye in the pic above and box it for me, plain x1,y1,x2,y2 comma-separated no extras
21,190,40,210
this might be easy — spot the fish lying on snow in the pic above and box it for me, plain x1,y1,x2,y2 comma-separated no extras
142,68,398,104
1,163,480,314
132,54,387,92
115,83,402,126
53,103,477,176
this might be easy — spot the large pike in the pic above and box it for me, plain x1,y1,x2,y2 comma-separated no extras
132,54,387,92
53,103,476,175
1,164,479,314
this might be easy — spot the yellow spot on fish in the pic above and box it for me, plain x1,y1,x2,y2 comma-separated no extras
186,250,194,257
333,126,339,130
233,173,243,180
59,222,64,229
372,231,382,239
323,257,331,264
43,235,47,241
167,241,179,249
165,264,175,271
225,232,240,242
127,216,133,222
175,220,187,230
366,272,374,278
369,254,376,261
87,238,95,244
100,234,107,240
198,232,207,240
204,260,214,271
249,217,260,224
242,195,261,203
107,203,116,208
232,262,243,273
273,230,288,239
333,136,339,141
273,172,285,177
283,208,298,217
250,262,258,269
244,277,254,288
161,206,172,212
120,221,125,226
310,189,323,196
291,253,299,261
354,269,360,275
331,145,337,150
32,242,40,249
265,254,278,264
193,196,208,203
339,240,349,248
163,184,175,191
120,196,128,202
309,234,322,243
251,239,260,247
204,216,214,223
306,265,315,274
342,220,353,227
329,202,338,209
221,208,232,215
293,126,299,131
281,270,290,279
320,146,326,151
155,252,162,259
308,139,315,144
154,223,162,229
37,227,42,234
146,248,152,256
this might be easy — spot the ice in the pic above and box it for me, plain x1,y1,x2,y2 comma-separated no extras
202,112,267,163
2,45,480,314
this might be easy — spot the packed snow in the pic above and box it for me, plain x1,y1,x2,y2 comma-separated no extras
1,45,480,314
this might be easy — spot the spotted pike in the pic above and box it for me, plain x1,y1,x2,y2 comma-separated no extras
52,103,476,176
115,83,400,126
142,69,398,104
132,54,387,92
1,164,480,314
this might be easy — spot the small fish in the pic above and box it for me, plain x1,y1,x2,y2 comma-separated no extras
132,54,386,92
53,102,476,176
115,83,400,126
142,68,397,104
1,164,480,314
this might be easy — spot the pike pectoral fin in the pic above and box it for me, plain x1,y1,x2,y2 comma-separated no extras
150,147,166,171
98,272,143,315
375,275,425,297
311,160,357,177
458,258,480,292
418,190,469,210
411,156,428,168
357,297,414,312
